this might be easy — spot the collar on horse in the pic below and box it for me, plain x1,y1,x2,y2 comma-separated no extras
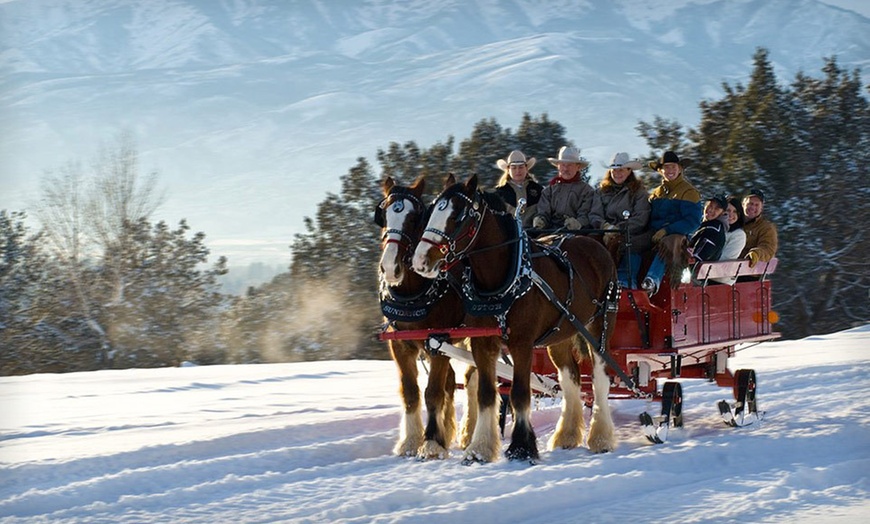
421,189,533,320
379,272,453,322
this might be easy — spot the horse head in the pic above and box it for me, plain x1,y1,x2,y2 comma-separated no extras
376,175,427,286
412,173,483,279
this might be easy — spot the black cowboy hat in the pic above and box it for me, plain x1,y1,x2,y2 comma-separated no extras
648,151,692,170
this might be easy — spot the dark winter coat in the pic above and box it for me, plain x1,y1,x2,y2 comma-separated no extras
689,214,729,262
493,179,543,228
594,182,651,252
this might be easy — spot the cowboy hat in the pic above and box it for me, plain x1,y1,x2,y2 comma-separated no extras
548,146,589,168
496,150,536,171
607,152,642,170
648,150,691,170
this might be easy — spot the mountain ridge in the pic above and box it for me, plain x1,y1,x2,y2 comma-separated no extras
1,0,868,267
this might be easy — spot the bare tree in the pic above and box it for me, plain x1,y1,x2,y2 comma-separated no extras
32,130,165,366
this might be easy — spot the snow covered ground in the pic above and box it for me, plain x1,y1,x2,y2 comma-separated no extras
1,326,869,523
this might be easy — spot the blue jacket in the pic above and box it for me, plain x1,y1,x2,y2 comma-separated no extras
650,198,703,237
649,174,703,237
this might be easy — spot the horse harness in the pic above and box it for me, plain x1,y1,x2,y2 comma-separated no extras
423,189,641,395
376,187,460,324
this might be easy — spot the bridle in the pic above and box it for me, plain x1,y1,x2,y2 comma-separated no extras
376,189,426,256
419,189,485,271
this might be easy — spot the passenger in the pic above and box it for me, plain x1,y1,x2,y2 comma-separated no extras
532,146,603,232
720,196,747,260
688,195,729,263
710,195,748,285
641,151,703,296
740,189,778,267
493,150,543,228
593,152,650,288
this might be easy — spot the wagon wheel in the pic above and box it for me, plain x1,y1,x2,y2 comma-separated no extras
661,381,683,428
718,368,760,427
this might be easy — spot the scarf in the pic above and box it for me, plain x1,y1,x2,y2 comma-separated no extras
549,175,582,186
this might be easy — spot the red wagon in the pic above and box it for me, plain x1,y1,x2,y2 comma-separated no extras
379,256,779,443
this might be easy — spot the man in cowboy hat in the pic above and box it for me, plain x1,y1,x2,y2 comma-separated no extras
493,150,543,228
532,146,602,232
740,188,778,267
641,151,703,295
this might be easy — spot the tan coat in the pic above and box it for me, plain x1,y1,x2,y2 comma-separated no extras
741,214,778,262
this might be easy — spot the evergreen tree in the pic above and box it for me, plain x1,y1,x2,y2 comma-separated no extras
451,117,513,188
639,48,869,338
514,112,570,183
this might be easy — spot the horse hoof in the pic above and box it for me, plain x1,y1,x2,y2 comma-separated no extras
417,441,449,460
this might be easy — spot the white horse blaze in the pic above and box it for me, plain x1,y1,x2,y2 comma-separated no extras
412,198,454,278
379,203,413,286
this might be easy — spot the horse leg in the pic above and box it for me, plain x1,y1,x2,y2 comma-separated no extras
585,324,617,453
418,354,456,459
546,338,586,450
389,340,424,456
459,365,478,449
463,337,502,463
505,345,538,461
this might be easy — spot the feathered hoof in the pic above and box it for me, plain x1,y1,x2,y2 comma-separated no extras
461,447,498,465
416,440,449,461
505,442,540,462
586,432,616,454
394,436,424,457
548,431,583,451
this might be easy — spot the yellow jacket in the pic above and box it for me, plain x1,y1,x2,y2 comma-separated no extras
741,214,778,262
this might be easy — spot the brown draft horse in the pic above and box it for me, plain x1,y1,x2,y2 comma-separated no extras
412,174,619,463
377,175,468,459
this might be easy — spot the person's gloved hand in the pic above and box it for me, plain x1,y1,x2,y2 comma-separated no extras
746,251,760,268
652,228,667,243
532,216,547,229
602,222,617,231
564,217,583,230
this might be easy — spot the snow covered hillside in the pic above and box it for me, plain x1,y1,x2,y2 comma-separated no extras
1,325,868,523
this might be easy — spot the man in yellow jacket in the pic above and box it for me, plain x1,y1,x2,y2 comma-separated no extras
740,189,778,267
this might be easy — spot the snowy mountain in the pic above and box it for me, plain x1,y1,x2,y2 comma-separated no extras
1,0,868,266
1,325,868,521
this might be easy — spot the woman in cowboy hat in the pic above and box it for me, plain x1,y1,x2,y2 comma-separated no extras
532,146,602,232
641,151,703,295
593,152,650,288
493,150,543,228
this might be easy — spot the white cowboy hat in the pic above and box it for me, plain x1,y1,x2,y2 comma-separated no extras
607,152,643,170
548,146,589,168
496,150,536,171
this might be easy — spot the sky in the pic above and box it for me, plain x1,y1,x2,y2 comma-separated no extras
0,0,867,278
1,324,868,523
818,0,870,17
